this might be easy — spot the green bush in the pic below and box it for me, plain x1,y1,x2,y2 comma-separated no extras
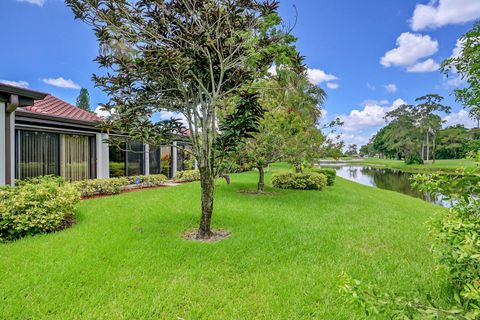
72,174,168,197
72,177,130,197
128,174,168,187
0,177,80,242
272,172,327,190
173,170,201,182
405,154,424,165
312,168,336,186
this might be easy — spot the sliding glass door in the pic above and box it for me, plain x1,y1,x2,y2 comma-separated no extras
60,134,91,181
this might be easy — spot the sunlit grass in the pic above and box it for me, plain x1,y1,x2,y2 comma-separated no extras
0,167,448,319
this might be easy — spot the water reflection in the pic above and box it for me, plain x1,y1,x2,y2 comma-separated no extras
323,165,447,206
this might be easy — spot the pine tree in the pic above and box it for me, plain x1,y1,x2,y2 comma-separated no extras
76,88,90,111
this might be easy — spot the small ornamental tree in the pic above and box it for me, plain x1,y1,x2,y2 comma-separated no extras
76,88,91,111
66,0,296,239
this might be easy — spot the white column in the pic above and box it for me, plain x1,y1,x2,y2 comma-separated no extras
96,133,110,179
0,102,6,186
144,144,150,175
171,141,178,178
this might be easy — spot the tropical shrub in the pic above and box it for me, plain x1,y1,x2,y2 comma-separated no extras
173,170,201,182
72,177,130,197
128,174,167,187
0,177,80,241
312,168,336,186
272,172,327,190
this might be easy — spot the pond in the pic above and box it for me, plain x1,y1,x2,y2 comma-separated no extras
321,164,448,206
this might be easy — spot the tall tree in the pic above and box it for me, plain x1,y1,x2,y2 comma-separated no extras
414,94,451,163
66,0,296,239
76,88,91,111
442,22,480,129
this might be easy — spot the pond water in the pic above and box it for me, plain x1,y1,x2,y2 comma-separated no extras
321,164,448,206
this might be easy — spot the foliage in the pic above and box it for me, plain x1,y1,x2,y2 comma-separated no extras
173,170,201,182
0,176,80,242
66,0,298,238
312,168,336,186
128,175,168,188
76,88,91,111
72,177,130,197
442,22,480,128
405,154,424,165
271,172,327,190
72,175,167,197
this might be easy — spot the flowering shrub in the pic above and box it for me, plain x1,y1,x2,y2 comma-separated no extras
173,170,201,182
0,176,80,242
272,172,327,190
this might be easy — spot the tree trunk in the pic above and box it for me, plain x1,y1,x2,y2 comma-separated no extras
257,166,265,193
197,165,215,239
294,164,302,173
421,138,425,161
432,133,436,164
426,130,430,162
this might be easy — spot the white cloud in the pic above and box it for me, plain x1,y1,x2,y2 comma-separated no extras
451,39,465,59
380,32,438,68
406,58,440,73
326,82,339,90
339,99,406,132
267,65,276,76
42,77,81,89
337,133,371,146
383,83,398,93
366,83,376,91
94,105,113,118
443,109,477,128
307,68,338,85
0,80,29,88
16,0,44,6
411,0,480,31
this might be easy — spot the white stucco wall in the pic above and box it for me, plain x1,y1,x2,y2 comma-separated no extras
96,133,110,179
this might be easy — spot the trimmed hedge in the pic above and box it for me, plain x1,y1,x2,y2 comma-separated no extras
72,174,167,197
312,168,336,186
272,172,328,190
173,170,201,182
0,176,80,242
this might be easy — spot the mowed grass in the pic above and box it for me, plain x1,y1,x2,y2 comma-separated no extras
354,157,476,173
0,169,449,319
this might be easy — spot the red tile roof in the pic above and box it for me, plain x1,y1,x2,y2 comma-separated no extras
21,94,99,123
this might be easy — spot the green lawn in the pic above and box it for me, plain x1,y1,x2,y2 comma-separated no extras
0,169,449,319
351,157,476,173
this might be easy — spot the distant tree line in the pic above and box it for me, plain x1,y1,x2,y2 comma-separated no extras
359,94,480,163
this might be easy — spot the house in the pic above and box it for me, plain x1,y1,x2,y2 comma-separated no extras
0,83,191,186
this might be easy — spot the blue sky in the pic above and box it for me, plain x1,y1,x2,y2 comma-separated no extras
2,0,479,146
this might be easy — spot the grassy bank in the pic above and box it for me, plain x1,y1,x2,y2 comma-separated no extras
0,169,448,319
348,157,476,173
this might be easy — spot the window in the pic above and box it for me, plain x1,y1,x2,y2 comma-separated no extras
109,142,126,177
17,131,59,179
16,130,93,181
60,134,91,181
149,146,161,175
161,146,172,178
127,141,144,176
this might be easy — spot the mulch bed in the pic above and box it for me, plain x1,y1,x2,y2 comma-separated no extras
56,215,76,231
182,229,231,242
